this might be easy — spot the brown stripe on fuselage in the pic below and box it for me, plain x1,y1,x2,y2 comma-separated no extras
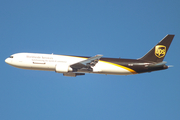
99,57,168,73
100,57,151,74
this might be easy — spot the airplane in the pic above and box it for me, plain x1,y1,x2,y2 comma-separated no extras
5,34,174,77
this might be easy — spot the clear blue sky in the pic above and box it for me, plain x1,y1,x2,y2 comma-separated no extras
1,0,180,120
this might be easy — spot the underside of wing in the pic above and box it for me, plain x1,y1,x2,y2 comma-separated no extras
70,54,103,70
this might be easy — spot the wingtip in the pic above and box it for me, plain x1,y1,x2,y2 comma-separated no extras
96,54,103,57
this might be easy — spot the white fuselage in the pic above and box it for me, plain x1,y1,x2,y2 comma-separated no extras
5,53,136,75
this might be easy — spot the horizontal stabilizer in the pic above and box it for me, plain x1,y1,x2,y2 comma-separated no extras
147,61,167,68
168,65,173,68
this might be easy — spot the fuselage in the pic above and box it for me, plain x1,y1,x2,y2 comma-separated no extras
5,53,168,76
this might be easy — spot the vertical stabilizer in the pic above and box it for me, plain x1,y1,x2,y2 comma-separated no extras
139,34,174,62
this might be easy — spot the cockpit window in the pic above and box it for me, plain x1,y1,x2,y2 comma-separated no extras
10,56,13,58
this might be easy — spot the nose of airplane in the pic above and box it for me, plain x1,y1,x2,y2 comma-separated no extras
5,58,11,64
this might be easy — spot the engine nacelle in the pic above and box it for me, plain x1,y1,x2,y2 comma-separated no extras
55,63,72,73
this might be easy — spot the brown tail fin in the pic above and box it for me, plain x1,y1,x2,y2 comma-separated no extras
139,34,175,62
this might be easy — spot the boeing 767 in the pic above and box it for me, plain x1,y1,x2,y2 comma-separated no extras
5,34,174,77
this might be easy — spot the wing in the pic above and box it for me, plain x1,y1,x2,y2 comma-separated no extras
70,54,103,70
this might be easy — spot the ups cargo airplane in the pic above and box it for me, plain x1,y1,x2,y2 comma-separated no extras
5,35,174,77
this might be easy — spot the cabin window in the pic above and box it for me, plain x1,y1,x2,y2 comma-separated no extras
10,56,13,58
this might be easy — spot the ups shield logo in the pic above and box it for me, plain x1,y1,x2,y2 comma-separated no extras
155,45,166,58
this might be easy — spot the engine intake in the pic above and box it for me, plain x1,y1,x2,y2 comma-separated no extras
55,63,72,73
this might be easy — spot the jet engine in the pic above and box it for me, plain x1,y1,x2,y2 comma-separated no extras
55,63,72,73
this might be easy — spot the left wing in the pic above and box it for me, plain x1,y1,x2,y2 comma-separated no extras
70,54,103,70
